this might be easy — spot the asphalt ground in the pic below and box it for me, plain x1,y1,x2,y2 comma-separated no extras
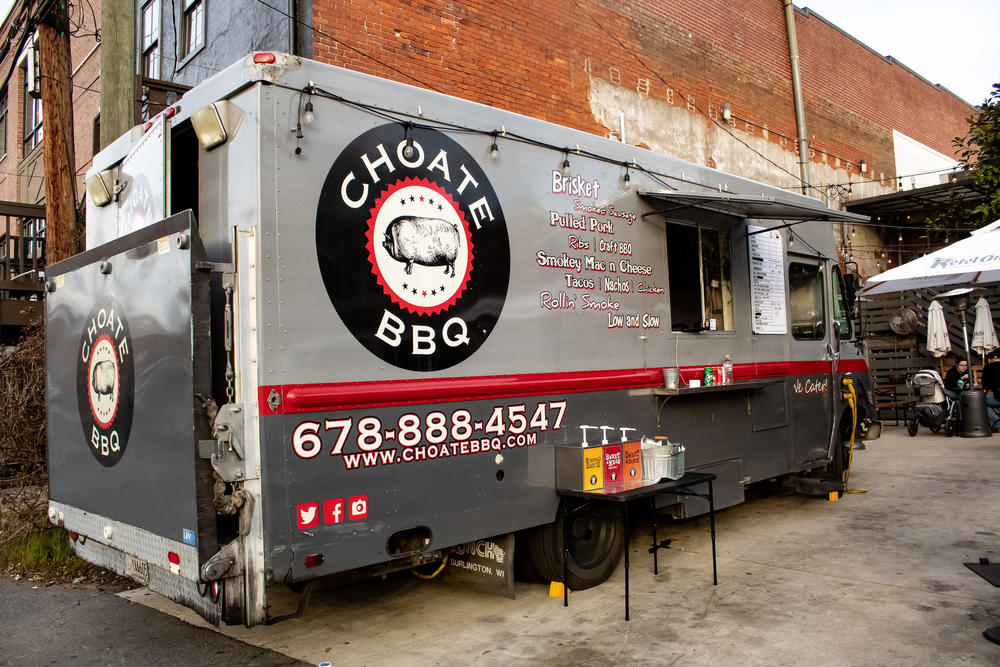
0,576,305,666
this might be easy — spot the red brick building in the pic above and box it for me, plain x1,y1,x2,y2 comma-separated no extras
309,0,975,275
1,0,982,287
0,1,101,341
312,1,970,188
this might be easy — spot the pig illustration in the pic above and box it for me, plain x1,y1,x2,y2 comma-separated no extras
91,360,116,397
383,216,460,277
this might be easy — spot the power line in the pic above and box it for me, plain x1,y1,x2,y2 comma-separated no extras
251,0,445,94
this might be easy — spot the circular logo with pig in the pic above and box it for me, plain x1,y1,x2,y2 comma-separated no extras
317,124,510,371
76,297,135,467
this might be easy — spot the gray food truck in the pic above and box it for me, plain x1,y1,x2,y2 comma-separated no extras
46,53,878,626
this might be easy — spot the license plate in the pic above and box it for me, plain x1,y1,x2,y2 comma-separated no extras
125,554,150,584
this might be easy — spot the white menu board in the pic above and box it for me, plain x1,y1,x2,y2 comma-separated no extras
747,224,787,334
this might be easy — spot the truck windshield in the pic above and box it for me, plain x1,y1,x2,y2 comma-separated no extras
789,261,825,340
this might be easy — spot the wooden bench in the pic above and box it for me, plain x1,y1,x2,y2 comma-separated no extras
876,398,917,425
874,383,917,425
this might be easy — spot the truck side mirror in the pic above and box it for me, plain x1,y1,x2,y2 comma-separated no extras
842,265,860,317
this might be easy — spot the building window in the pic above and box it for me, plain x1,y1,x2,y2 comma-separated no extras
666,223,733,332
22,69,42,153
22,217,44,260
181,0,205,60
789,262,826,340
0,88,7,158
141,0,160,78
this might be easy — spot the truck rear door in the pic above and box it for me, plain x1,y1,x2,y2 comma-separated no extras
46,212,224,624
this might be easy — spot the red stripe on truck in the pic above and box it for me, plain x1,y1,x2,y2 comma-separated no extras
258,358,869,415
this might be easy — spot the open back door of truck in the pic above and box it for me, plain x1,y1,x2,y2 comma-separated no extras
45,211,224,624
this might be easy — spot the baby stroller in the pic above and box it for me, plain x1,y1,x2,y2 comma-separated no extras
907,369,959,437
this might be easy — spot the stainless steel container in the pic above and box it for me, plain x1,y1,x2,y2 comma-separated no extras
641,441,685,480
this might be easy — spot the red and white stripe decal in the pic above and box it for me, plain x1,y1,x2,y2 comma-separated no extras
258,359,870,415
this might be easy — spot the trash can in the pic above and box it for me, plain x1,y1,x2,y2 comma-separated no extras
960,389,993,438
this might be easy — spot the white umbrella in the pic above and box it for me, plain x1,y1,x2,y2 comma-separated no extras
862,220,1000,296
972,297,998,357
926,300,950,358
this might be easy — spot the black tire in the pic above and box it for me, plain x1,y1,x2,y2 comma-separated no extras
907,419,919,437
523,501,625,590
513,531,545,583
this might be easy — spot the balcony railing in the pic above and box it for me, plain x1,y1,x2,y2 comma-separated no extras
0,201,47,301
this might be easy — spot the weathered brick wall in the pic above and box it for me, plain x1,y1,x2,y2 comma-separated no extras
0,0,102,205
310,0,973,193
795,8,973,184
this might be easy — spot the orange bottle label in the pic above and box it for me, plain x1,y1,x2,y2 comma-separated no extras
582,447,604,490
622,441,642,488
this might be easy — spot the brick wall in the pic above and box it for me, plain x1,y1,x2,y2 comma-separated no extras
310,0,974,191
0,0,102,206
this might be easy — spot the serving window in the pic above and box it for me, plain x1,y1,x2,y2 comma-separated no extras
666,222,733,332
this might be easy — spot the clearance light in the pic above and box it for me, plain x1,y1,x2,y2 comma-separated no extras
168,551,181,565
85,169,115,207
253,52,276,64
304,553,324,568
191,102,231,150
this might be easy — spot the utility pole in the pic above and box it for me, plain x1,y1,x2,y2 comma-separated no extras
100,0,136,150
38,2,78,263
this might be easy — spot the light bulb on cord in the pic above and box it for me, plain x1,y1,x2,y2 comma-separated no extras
402,124,416,160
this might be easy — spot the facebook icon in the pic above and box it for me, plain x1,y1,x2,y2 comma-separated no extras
324,498,345,524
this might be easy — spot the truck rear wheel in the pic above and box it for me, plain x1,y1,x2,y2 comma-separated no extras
523,501,625,590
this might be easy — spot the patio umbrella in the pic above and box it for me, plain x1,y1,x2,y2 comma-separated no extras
926,300,950,358
863,220,1000,296
972,297,998,357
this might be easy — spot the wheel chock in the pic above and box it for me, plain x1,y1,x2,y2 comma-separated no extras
828,491,839,502
549,581,569,597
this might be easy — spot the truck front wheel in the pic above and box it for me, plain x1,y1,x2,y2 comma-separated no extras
523,501,625,590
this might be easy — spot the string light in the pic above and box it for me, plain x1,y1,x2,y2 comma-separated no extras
560,151,571,178
402,123,416,160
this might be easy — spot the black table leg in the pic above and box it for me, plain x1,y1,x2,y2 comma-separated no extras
651,496,658,575
623,502,630,621
563,500,569,607
708,479,717,586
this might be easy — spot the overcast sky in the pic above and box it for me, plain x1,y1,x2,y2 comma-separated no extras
801,0,999,106
0,0,995,106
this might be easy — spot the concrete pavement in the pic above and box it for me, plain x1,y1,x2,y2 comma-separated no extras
117,425,1000,664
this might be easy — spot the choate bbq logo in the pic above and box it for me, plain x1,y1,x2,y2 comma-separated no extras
316,124,510,371
76,297,135,466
